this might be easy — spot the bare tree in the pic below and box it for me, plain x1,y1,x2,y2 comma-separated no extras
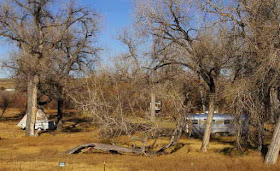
0,0,100,135
135,0,236,152
38,4,100,130
201,0,279,162
65,28,193,153
0,0,55,136
117,28,159,122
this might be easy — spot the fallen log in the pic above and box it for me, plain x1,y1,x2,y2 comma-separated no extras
63,143,145,155
64,116,188,155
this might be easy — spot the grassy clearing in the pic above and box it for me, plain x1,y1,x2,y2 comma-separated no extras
0,109,280,171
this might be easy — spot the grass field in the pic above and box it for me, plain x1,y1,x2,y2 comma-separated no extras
0,79,16,89
0,109,280,171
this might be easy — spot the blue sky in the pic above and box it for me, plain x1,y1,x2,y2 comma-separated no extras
83,0,134,54
0,0,134,78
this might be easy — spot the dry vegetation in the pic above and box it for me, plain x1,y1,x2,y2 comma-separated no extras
0,79,15,90
0,109,279,171
0,0,279,169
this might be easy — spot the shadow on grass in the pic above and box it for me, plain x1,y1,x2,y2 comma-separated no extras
0,111,25,122
170,143,185,154
220,147,249,156
37,112,92,135
213,136,270,158
60,117,93,133
187,134,251,156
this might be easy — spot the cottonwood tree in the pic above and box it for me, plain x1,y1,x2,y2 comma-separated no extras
201,0,279,162
0,0,100,136
38,5,100,130
0,0,55,136
135,0,236,152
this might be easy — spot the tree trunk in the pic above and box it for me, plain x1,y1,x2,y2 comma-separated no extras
26,75,39,137
199,82,206,113
200,93,215,152
257,120,264,152
157,114,186,153
56,97,64,130
150,89,156,122
0,106,8,118
270,87,280,123
265,116,280,164
236,114,244,150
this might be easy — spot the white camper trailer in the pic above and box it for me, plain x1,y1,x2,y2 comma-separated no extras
17,109,55,130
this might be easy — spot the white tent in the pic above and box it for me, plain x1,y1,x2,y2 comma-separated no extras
17,109,54,130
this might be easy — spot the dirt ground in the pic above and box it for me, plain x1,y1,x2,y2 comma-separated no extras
0,109,280,171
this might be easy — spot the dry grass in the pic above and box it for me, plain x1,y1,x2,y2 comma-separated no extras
0,79,16,89
0,109,280,171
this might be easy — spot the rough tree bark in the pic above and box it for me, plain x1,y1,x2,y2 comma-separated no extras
199,82,206,113
265,116,280,164
270,87,280,123
200,93,215,152
235,113,249,150
26,75,39,137
150,89,156,122
257,120,264,152
56,97,64,130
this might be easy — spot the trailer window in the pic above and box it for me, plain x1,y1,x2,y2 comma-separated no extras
203,119,215,124
224,120,231,124
192,120,198,124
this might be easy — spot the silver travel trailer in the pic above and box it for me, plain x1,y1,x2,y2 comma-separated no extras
185,113,248,136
